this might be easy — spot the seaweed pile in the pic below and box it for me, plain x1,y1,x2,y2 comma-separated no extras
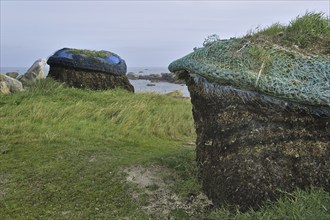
169,13,330,211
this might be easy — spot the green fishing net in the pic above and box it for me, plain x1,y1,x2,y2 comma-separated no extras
169,38,330,107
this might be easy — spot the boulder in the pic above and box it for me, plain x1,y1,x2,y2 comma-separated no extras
127,72,138,80
5,72,19,79
0,81,10,94
169,36,330,211
0,74,23,93
18,59,46,86
138,74,160,81
47,48,134,92
160,73,176,83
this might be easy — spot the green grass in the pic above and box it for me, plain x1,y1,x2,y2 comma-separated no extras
208,188,330,220
68,49,109,59
286,12,330,48
255,23,286,37
1,79,329,219
247,11,330,55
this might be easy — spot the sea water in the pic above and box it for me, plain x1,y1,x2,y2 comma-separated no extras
127,67,190,97
0,66,190,97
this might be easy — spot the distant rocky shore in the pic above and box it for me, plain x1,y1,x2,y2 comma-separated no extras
127,72,185,84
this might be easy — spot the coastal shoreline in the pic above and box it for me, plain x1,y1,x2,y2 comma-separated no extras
1,66,190,97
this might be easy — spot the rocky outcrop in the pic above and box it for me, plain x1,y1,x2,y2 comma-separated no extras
18,59,46,86
47,48,134,92
127,72,184,84
0,74,24,94
174,72,330,211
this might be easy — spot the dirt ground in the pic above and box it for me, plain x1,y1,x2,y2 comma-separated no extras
123,165,213,219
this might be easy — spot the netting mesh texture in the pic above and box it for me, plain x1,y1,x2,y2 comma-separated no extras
169,38,330,107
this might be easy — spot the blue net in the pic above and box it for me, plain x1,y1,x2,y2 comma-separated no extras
47,48,126,75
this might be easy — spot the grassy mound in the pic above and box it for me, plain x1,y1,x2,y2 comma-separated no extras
0,79,329,219
169,12,330,107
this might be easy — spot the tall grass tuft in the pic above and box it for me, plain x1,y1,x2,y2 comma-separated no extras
286,12,330,49
256,22,286,37
208,187,330,219
247,11,330,54
26,78,65,94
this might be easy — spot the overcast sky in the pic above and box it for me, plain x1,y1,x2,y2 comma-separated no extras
0,0,329,68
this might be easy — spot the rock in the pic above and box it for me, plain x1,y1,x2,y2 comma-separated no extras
0,81,10,94
127,72,184,84
47,48,134,92
0,74,23,93
160,73,175,82
160,73,184,84
5,72,19,79
146,83,156,86
127,72,138,80
18,59,46,86
175,73,330,211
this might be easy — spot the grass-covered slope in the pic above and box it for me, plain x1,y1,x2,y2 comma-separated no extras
0,79,196,219
1,79,329,219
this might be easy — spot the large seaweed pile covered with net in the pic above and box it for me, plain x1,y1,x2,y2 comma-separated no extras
169,13,330,107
